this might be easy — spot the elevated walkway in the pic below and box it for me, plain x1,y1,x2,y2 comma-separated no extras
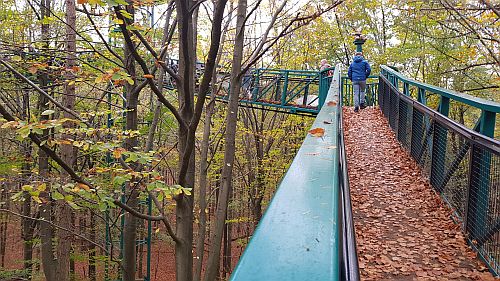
162,65,334,116
230,64,500,280
345,107,494,280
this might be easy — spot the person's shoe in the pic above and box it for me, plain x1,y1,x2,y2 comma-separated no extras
360,103,367,109
354,107,359,112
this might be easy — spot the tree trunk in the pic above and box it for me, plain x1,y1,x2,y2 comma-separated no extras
21,90,34,279
56,1,77,280
194,3,233,279
38,1,57,279
145,0,176,153
89,212,96,281
175,1,196,280
0,187,8,268
222,202,232,279
194,87,215,281
204,0,247,279
121,2,140,280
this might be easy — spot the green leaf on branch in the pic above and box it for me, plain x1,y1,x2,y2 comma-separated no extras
119,9,133,19
68,201,81,210
52,191,65,200
105,0,127,6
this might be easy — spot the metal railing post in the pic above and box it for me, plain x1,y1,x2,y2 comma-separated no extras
430,96,450,191
403,82,409,96
281,71,289,106
318,71,328,109
418,88,426,105
252,69,260,100
341,77,345,105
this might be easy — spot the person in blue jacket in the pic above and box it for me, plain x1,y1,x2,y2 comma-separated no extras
348,52,371,112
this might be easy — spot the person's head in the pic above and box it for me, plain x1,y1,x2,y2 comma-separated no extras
320,59,328,66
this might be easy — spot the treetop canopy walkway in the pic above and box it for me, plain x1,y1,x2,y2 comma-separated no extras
1,53,500,281
226,63,500,280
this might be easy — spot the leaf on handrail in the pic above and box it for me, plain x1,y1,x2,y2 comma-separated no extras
308,127,325,137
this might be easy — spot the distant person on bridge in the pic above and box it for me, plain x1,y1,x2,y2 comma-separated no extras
348,52,371,112
319,59,334,76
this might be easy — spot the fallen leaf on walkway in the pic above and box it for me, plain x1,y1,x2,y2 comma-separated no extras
308,127,325,137
327,101,337,106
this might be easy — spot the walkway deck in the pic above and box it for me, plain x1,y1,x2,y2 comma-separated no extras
344,107,495,281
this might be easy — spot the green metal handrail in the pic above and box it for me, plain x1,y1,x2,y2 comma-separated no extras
380,65,499,138
381,65,500,113
341,75,379,107
230,65,349,281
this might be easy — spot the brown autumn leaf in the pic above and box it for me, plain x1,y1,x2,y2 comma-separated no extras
308,127,325,137
77,183,90,191
28,65,38,74
113,147,126,159
327,100,337,106
143,74,154,79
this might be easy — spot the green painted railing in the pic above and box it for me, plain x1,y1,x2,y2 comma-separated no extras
230,64,359,281
163,62,335,115
380,65,499,138
341,75,379,106
216,67,334,115
378,68,500,276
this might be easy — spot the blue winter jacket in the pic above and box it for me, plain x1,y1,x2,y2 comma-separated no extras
348,56,371,81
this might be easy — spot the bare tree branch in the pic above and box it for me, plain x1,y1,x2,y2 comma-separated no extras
0,59,90,126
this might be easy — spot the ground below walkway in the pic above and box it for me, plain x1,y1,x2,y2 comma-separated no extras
343,107,495,281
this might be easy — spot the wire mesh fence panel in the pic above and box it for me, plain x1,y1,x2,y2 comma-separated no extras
430,121,448,190
397,98,412,150
482,153,500,273
411,107,425,163
467,144,500,273
440,131,471,220
419,120,433,177
388,86,398,131
383,80,390,117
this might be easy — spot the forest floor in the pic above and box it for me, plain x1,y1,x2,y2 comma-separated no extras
344,107,496,281
1,216,245,281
